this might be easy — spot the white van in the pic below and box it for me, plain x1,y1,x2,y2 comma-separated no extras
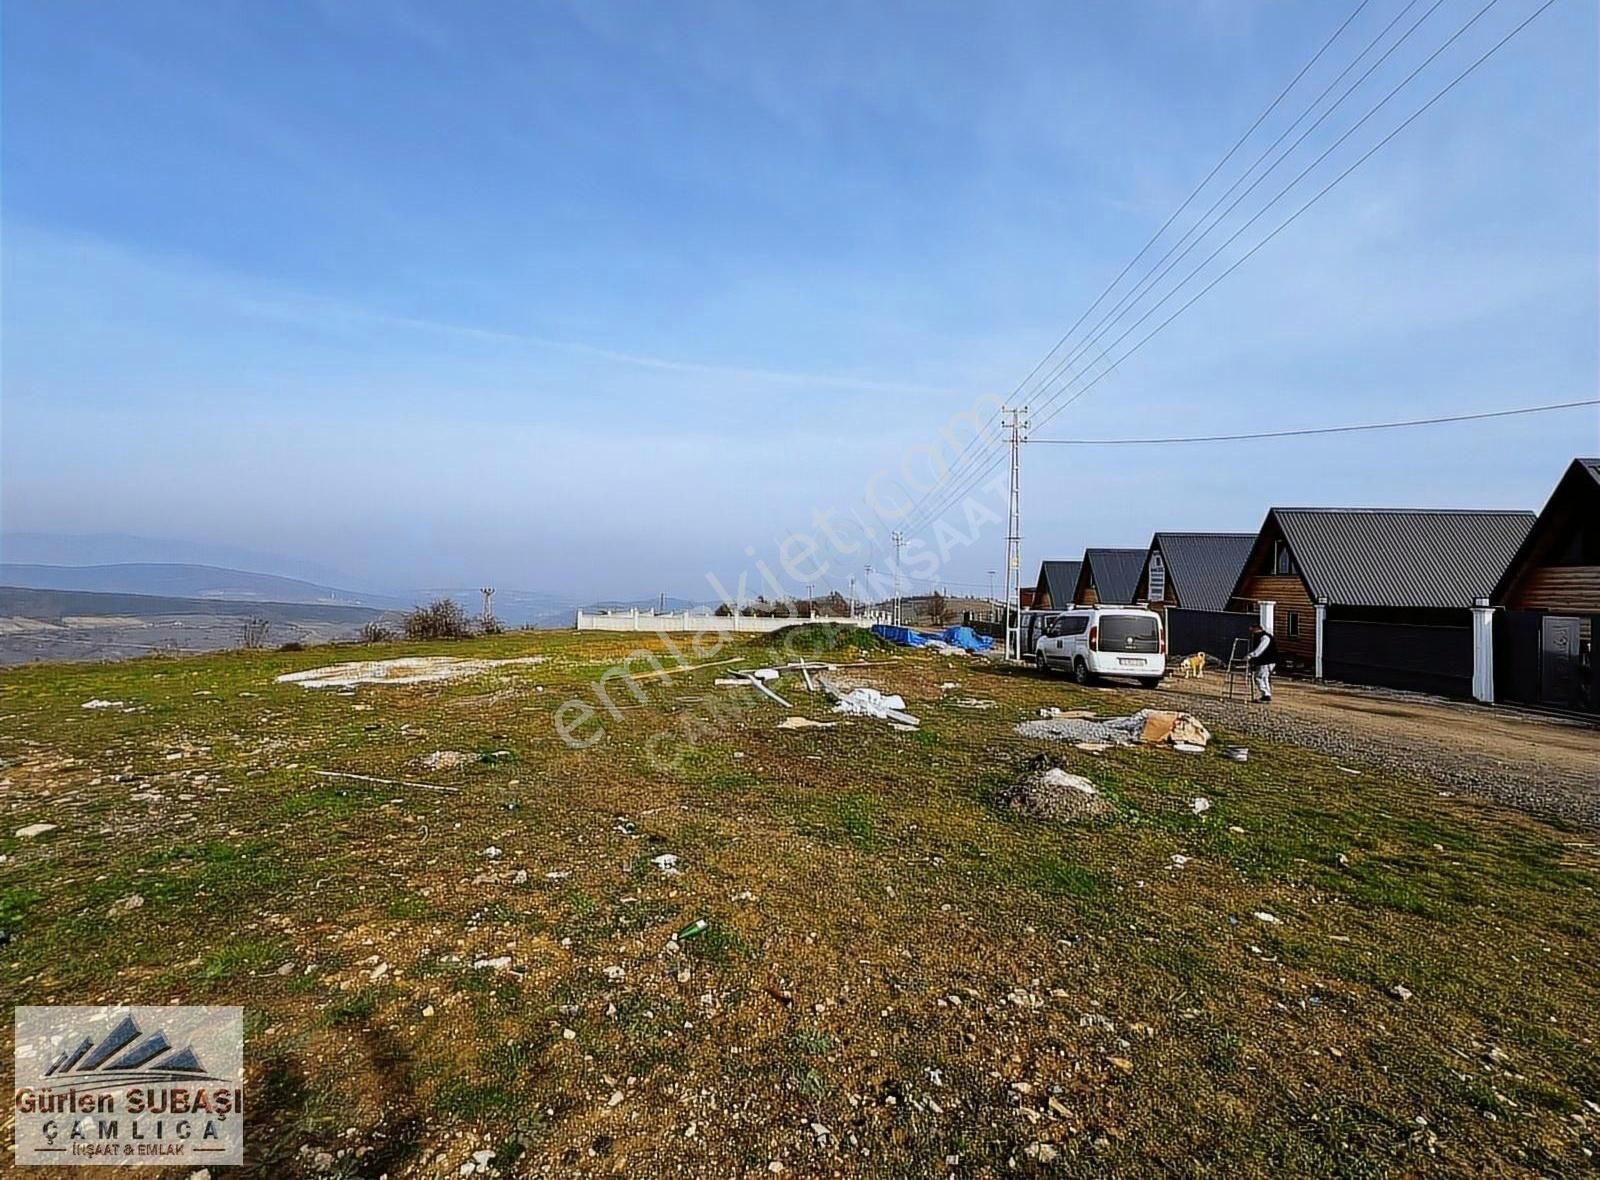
1033,606,1165,687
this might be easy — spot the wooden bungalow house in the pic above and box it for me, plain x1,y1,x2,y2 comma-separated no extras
1071,549,1147,608
1227,507,1534,696
1491,458,1600,712
1031,561,1081,611
1133,533,1256,619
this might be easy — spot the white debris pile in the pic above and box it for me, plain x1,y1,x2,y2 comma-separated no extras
832,688,911,721
275,655,546,689
81,699,125,710
999,766,1113,823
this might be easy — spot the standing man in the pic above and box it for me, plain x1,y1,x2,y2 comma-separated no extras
1247,622,1279,703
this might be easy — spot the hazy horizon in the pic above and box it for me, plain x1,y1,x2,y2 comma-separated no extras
4,1,1597,602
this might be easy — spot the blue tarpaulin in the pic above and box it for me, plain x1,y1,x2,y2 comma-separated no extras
870,624,929,647
939,625,995,652
870,623,994,652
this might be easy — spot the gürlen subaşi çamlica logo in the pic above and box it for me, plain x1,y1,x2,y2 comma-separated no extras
14,1006,244,1166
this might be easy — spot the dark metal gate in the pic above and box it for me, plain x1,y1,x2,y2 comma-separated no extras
1167,608,1256,664
1322,617,1472,698
1493,610,1543,706
1540,616,1581,707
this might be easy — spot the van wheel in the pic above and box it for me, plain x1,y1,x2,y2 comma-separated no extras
1074,658,1095,686
1136,676,1163,689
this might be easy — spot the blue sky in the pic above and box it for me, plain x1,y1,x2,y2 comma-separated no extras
3,0,1595,600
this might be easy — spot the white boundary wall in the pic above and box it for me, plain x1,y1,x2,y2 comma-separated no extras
575,610,885,633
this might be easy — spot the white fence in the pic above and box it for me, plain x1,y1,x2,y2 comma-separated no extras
575,610,884,633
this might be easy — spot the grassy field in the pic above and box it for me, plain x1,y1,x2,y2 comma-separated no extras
2,627,1596,1178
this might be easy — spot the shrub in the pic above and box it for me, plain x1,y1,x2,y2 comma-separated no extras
278,641,305,652
358,621,394,644
402,599,471,640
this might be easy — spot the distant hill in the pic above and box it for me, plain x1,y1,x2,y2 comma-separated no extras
0,585,383,625
0,563,403,609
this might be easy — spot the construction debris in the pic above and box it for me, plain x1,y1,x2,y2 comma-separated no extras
776,716,836,730
999,765,1112,823
1018,709,1211,750
831,688,917,725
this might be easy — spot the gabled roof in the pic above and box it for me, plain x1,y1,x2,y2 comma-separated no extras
1492,458,1600,601
1151,533,1257,612
1080,548,1147,606
1034,560,1081,610
1258,508,1535,610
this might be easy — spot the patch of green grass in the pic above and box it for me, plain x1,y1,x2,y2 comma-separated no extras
200,935,286,982
680,917,746,965
1023,853,1110,898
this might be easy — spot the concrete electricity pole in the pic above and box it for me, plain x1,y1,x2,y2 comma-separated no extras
890,531,906,626
806,582,814,618
988,569,997,621
1000,406,1028,660
480,587,495,630
848,575,856,618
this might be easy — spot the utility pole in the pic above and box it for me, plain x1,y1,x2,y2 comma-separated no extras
864,565,874,619
806,582,814,618
848,575,856,618
1000,405,1028,661
659,591,666,614
988,569,997,622
890,531,906,626
480,587,495,630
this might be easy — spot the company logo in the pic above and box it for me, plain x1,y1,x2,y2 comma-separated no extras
14,1006,244,1166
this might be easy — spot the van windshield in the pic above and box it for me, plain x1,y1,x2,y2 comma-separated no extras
1100,614,1159,652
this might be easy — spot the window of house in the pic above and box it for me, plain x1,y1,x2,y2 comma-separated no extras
1287,611,1300,638
1273,541,1294,576
1147,553,1166,601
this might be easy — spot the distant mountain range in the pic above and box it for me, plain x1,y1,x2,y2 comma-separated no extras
0,562,406,609
0,561,714,630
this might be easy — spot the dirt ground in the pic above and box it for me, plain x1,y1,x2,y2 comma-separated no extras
1121,673,1600,827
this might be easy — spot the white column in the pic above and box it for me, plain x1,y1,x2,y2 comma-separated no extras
1258,600,1275,634
1471,598,1495,704
1314,599,1327,681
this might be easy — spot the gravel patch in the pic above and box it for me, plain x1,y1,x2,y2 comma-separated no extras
1177,693,1600,828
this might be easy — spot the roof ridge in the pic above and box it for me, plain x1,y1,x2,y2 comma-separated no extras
1272,507,1534,516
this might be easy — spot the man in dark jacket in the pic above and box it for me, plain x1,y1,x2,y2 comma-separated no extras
1247,622,1280,703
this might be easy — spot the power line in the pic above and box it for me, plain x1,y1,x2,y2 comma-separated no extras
891,0,1378,533
904,0,1541,534
1029,0,1560,437
1027,399,1599,446
1029,0,1441,407
910,0,1560,527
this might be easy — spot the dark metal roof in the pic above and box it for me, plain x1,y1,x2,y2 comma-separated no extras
1082,548,1147,606
1151,533,1257,612
1271,508,1535,609
1492,458,1600,601
1034,560,1081,609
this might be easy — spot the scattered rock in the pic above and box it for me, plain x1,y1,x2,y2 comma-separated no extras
1024,1142,1059,1163
1191,797,1211,815
422,750,474,771
1391,983,1414,1002
652,853,681,875
14,823,58,839
473,956,513,972
107,894,145,918
777,716,836,730
1253,911,1282,925
81,699,125,710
